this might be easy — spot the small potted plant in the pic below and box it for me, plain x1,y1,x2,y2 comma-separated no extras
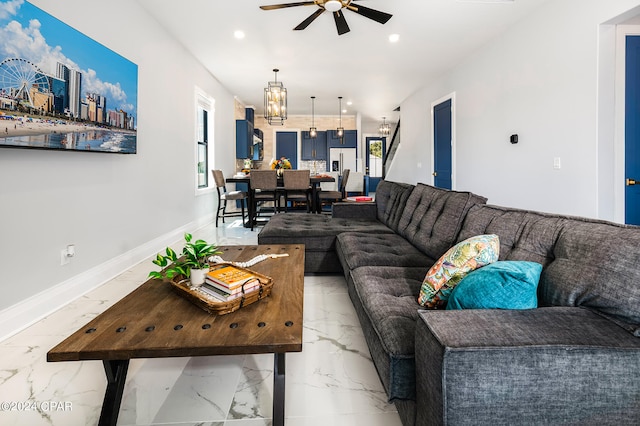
148,233,221,287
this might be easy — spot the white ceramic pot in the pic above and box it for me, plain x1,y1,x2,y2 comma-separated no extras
189,267,208,287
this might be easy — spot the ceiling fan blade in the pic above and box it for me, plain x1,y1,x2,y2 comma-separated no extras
294,8,325,30
260,2,316,10
346,4,392,24
333,10,350,35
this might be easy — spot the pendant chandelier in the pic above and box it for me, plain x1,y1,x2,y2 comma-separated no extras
336,96,344,139
379,117,390,136
264,68,287,125
309,96,317,138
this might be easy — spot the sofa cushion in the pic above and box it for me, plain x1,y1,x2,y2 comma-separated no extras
542,219,640,336
418,234,499,308
397,183,487,261
258,213,394,251
458,204,640,335
446,260,541,310
374,180,415,232
349,266,427,401
336,231,435,271
415,307,640,425
258,214,333,250
456,204,562,267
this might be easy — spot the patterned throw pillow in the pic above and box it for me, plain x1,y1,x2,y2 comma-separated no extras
418,234,499,308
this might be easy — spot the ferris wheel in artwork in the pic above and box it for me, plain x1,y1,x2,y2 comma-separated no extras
0,58,51,109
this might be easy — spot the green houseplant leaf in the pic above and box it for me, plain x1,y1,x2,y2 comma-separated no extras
148,233,221,281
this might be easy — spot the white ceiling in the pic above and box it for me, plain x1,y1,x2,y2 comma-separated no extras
136,0,550,125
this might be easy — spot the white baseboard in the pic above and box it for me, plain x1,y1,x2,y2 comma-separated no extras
0,217,213,342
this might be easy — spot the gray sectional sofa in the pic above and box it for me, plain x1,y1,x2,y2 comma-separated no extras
258,180,640,425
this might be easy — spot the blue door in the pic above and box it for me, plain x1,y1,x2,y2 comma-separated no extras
276,131,298,169
433,99,452,189
626,36,640,225
366,137,386,193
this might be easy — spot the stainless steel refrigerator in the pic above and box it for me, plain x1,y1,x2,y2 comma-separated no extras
329,148,357,175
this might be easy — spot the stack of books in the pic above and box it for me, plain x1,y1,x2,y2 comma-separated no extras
200,264,260,302
346,196,373,202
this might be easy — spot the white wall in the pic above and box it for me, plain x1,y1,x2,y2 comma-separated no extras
389,0,640,219
0,0,236,316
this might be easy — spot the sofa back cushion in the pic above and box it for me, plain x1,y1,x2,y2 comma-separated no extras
397,183,487,260
374,180,414,232
542,219,640,336
458,204,562,267
459,204,640,336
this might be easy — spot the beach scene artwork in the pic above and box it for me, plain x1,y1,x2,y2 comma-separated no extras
0,0,137,154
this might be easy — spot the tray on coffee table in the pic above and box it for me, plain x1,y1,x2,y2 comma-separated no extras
170,263,273,315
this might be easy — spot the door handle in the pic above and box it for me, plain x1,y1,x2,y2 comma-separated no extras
432,172,438,177
627,178,637,186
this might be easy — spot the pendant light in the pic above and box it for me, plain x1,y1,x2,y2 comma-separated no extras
309,96,317,138
336,96,344,139
264,68,287,125
379,116,390,136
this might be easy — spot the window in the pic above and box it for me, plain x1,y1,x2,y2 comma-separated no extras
196,89,214,191
197,106,208,188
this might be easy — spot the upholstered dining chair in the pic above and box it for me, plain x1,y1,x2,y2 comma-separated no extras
282,169,311,212
212,170,248,227
344,171,364,196
249,169,279,230
319,171,339,191
318,168,350,213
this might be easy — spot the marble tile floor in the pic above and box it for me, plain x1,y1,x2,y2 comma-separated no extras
0,219,402,426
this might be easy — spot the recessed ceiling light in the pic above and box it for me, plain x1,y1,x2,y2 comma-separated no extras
347,101,352,106
234,30,245,39
389,34,400,43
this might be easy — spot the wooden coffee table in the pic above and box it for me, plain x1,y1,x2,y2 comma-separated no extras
47,244,304,426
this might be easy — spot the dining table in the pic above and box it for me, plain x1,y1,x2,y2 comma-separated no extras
226,172,335,226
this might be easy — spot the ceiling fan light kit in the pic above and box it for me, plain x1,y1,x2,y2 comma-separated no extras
260,0,392,36
324,0,342,12
264,68,287,125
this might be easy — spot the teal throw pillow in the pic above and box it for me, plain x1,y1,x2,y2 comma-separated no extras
446,261,542,310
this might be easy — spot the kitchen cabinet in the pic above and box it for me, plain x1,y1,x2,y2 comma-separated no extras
236,107,257,159
245,107,254,124
301,130,327,161
327,129,357,148
236,119,253,159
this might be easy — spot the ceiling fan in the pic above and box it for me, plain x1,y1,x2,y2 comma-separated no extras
260,1,392,36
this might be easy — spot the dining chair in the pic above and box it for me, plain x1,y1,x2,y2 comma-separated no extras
319,171,339,191
212,170,247,227
249,169,279,230
282,169,311,212
318,168,350,213
345,171,364,196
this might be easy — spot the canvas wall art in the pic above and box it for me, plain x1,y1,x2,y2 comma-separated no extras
0,0,138,154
